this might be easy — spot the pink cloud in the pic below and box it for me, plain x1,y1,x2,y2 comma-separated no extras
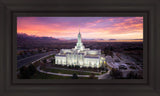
17,17,143,39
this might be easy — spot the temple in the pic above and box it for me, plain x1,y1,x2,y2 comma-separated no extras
55,28,105,68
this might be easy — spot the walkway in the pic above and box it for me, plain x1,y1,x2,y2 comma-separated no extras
98,70,111,79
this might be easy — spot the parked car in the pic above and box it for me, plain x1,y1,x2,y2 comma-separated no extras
119,65,127,70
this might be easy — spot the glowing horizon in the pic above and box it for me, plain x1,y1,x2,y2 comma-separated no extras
17,17,143,40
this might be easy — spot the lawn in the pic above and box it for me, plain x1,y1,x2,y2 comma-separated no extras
30,71,95,79
41,67,100,75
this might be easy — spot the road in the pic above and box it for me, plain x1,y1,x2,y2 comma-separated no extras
17,51,56,69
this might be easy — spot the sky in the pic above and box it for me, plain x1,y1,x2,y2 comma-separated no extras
17,17,143,40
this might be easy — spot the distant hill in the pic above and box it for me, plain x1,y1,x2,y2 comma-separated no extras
17,33,60,49
109,39,116,40
132,39,143,40
83,39,104,40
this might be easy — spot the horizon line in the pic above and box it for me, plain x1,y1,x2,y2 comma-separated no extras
17,33,143,40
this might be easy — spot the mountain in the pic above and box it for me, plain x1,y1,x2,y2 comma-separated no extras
109,39,116,40
17,33,60,48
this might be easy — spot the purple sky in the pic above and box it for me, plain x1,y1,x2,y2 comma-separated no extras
17,17,143,40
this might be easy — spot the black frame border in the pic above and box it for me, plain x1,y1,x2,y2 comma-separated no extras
0,0,160,96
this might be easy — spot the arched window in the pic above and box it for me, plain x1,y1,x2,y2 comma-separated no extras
57,60,59,64
61,60,62,64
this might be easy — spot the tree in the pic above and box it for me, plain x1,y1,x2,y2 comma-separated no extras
19,52,24,58
104,47,109,56
105,68,108,72
110,46,113,51
68,65,71,68
103,47,113,57
75,65,80,69
71,65,74,68
38,49,42,53
99,66,105,71
43,59,47,63
19,66,30,79
19,64,36,79
30,51,34,55
51,59,55,64
19,52,23,56
89,73,95,79
72,73,79,79
126,71,143,79
24,51,27,55
110,68,122,79
28,64,36,76
52,55,55,57
127,71,137,79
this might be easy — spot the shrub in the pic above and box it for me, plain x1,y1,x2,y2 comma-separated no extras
72,73,78,79
110,68,122,79
89,73,95,79
28,64,36,75
19,66,30,79
129,66,136,69
19,64,36,79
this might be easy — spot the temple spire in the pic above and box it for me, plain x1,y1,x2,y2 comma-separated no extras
79,25,80,32
74,26,85,50
79,25,80,34
78,26,81,43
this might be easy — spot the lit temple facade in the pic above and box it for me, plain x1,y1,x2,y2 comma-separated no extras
55,29,105,68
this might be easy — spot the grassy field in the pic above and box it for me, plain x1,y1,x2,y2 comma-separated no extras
41,67,100,75
30,71,96,79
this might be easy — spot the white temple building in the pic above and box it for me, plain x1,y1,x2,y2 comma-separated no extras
55,28,105,68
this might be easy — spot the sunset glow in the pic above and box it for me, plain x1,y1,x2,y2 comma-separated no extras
17,17,143,40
